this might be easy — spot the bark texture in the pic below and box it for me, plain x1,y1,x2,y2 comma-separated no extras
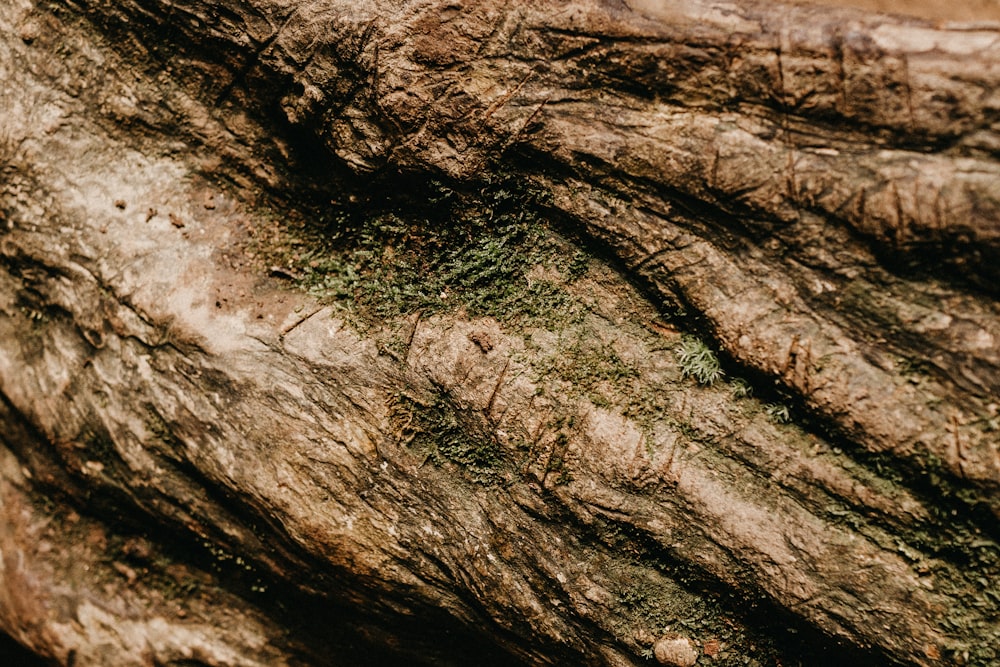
1,0,999,665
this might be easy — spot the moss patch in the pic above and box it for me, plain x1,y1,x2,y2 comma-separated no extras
392,391,508,485
532,328,640,409
255,171,579,330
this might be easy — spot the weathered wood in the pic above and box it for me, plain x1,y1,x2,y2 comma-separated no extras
1,0,998,665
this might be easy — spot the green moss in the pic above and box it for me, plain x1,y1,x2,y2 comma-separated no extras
393,392,507,484
730,377,753,399
533,327,640,410
567,250,591,280
617,584,672,630
544,432,573,485
817,444,1000,666
675,335,724,386
145,410,181,449
81,427,119,467
764,403,791,424
263,171,579,330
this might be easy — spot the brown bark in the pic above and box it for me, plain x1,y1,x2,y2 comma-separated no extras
1,0,998,666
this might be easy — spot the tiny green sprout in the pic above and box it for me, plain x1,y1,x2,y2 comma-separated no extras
676,335,724,385
730,377,753,399
765,403,791,424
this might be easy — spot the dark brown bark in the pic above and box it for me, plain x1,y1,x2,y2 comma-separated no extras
1,1,998,666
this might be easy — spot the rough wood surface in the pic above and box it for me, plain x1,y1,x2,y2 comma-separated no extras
1,0,998,665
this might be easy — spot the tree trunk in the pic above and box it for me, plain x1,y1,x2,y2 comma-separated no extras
1,0,998,665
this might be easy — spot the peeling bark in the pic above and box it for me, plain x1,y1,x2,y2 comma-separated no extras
1,1,998,666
